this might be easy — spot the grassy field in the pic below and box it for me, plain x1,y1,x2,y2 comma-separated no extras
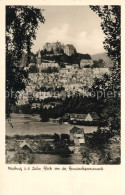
6,113,97,136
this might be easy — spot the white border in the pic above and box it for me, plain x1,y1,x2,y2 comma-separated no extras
0,1,125,195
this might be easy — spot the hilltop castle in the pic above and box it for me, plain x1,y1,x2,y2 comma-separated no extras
43,41,76,56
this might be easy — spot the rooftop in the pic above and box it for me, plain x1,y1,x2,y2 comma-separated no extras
70,126,84,134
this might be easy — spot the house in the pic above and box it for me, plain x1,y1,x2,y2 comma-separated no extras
38,62,59,70
70,126,85,146
93,68,110,78
43,104,52,109
20,141,32,153
31,103,41,109
49,101,63,107
49,118,61,123
60,90,67,99
80,59,93,68
69,113,99,123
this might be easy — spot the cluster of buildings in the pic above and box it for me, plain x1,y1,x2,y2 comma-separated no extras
6,125,86,161
46,112,100,125
17,66,109,105
64,113,99,122
43,41,76,56
6,124,91,164
60,112,100,125
17,44,110,106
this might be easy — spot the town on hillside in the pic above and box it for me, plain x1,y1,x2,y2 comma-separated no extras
6,41,120,165
17,41,109,107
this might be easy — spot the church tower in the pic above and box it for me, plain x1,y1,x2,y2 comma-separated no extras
37,50,41,64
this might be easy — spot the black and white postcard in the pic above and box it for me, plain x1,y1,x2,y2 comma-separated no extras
0,1,125,195
5,5,121,165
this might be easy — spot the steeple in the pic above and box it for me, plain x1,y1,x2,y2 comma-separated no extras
38,49,41,58
37,49,41,64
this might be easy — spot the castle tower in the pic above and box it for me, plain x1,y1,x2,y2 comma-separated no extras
37,50,41,64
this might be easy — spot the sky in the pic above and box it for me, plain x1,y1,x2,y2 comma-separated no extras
31,6,106,55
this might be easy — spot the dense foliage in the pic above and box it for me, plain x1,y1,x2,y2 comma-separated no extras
90,5,121,67
6,6,45,120
90,6,120,133
29,65,39,73
41,52,91,65
41,67,59,73
92,59,105,68
12,149,34,164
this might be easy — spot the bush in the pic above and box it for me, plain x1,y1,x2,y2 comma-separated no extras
41,67,59,73
13,149,34,164
54,141,71,155
29,65,39,73
37,140,53,153
87,128,112,146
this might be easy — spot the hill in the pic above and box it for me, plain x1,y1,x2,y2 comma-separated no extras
91,52,113,68
41,52,91,66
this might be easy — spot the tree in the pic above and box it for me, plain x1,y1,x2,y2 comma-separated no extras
29,65,39,73
40,108,49,122
54,133,60,142
54,141,71,155
84,65,91,68
90,6,120,133
13,149,34,164
41,67,59,73
90,70,120,132
92,59,105,68
90,6,121,67
6,6,45,120
38,140,53,153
